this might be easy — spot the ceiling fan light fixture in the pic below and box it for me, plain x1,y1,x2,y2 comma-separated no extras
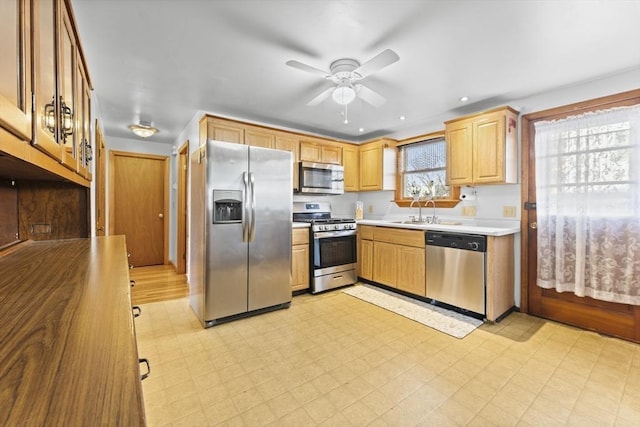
332,83,356,105
129,121,158,138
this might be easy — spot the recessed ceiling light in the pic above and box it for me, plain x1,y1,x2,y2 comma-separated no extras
399,116,406,121
359,128,364,132
460,96,469,102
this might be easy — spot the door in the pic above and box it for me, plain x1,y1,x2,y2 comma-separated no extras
247,145,292,311
94,121,106,236
176,141,189,274
109,151,167,267
521,90,640,342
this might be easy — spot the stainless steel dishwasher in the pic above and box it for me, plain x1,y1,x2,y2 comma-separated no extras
426,231,486,316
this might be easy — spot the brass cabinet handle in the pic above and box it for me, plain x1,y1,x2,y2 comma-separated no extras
530,222,537,229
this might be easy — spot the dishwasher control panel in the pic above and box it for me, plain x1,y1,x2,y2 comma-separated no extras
426,232,487,252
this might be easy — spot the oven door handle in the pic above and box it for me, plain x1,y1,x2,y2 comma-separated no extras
314,230,357,239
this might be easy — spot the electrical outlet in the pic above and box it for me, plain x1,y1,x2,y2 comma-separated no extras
462,206,476,216
367,204,374,214
503,206,516,217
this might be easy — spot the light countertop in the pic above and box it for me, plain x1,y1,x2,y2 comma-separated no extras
357,219,520,237
293,222,310,228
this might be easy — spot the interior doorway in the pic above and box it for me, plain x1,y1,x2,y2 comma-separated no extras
94,120,106,236
109,150,169,267
176,141,189,274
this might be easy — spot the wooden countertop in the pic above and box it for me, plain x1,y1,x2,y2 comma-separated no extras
0,236,146,426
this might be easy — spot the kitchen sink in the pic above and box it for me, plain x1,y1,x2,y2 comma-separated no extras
390,220,463,226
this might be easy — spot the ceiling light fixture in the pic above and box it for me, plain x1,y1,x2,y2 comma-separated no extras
332,81,356,105
460,96,469,102
128,121,158,138
399,116,406,121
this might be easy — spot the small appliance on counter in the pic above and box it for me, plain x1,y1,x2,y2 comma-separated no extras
293,201,357,293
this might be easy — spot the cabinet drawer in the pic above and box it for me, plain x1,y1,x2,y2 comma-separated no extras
373,227,425,248
358,225,375,240
292,228,309,245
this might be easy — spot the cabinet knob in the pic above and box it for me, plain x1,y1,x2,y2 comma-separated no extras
158,213,164,219
529,222,537,229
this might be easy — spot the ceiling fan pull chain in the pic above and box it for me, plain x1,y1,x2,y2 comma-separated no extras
344,103,349,124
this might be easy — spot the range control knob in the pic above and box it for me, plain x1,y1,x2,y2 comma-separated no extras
468,241,480,250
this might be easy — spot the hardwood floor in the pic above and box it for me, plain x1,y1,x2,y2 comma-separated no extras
130,265,188,305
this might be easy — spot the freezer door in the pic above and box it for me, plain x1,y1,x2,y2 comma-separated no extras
205,140,249,320
247,146,293,311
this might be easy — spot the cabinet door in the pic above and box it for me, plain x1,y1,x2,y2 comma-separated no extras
245,128,275,148
208,122,244,144
321,145,342,164
397,246,426,296
275,134,299,190
33,0,61,159
299,141,322,162
76,60,92,180
358,239,373,280
342,144,359,191
359,145,383,190
0,0,31,141
373,241,397,287
446,121,473,185
59,2,77,171
291,244,309,292
473,113,505,183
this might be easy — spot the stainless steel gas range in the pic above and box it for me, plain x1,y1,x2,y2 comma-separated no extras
293,202,357,293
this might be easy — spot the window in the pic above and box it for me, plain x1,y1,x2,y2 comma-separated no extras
396,135,449,197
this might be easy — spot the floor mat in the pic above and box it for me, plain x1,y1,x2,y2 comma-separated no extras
342,284,483,339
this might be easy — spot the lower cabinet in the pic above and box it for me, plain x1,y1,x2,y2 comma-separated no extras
359,225,426,296
291,228,310,292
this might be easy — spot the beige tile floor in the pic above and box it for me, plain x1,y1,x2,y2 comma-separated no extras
135,291,640,426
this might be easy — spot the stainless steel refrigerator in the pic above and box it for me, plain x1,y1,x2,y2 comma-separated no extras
189,140,293,328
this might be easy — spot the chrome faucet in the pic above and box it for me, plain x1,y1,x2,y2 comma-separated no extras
409,198,424,222
424,199,438,224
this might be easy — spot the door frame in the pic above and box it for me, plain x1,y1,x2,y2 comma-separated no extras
520,89,640,341
108,150,170,265
94,120,106,236
176,141,189,274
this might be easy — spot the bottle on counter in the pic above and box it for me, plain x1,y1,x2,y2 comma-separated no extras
355,201,363,220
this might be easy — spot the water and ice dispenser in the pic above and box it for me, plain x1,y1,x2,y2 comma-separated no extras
212,190,243,223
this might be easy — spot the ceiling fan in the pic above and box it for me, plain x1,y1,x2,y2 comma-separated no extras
286,49,399,108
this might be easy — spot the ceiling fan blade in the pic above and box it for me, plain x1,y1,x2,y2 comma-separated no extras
285,60,331,79
355,84,386,107
307,86,335,106
353,49,400,78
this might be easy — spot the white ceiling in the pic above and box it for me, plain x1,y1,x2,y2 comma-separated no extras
71,0,640,145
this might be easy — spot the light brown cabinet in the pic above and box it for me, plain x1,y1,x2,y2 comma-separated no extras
205,120,244,144
342,144,359,192
0,0,32,142
245,126,275,148
358,139,396,191
1,0,91,188
300,140,342,164
291,228,310,292
358,225,425,296
275,133,300,191
445,106,518,185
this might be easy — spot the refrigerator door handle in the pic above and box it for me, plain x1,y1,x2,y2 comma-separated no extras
249,172,256,242
242,171,250,242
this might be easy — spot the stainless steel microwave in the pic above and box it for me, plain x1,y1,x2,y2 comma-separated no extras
298,161,344,195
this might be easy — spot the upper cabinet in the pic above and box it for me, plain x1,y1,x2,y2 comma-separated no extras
358,139,396,191
0,0,32,142
274,133,299,191
342,144,359,192
1,0,92,187
445,106,518,185
202,118,245,144
245,126,275,148
299,140,342,165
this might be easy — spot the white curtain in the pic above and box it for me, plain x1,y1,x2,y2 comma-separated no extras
534,104,640,305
